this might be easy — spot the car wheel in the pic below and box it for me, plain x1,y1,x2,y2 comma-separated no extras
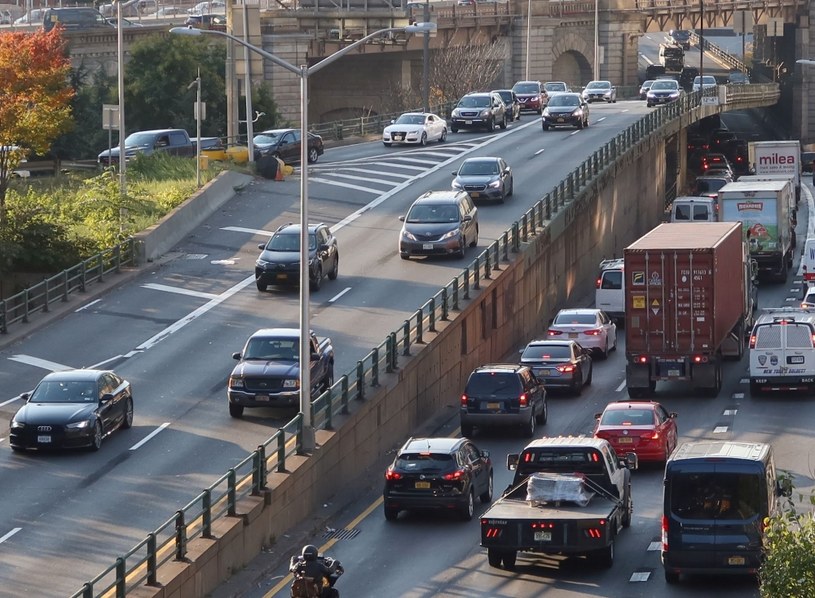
523,413,536,438
383,142,392,147
460,489,475,521
229,403,244,418
400,253,410,260
595,541,614,568
328,255,339,280
586,363,593,386
601,340,609,360
469,226,478,247
613,97,617,103
542,123,549,131
323,367,334,393
622,486,632,527
612,335,617,351
500,115,507,129
461,422,474,437
573,373,583,396
480,473,493,503
256,281,267,292
665,570,680,584
307,147,319,163
584,117,590,128
384,505,399,521
310,266,322,292
535,399,548,424
577,118,584,130
440,128,447,142
507,180,513,197
420,132,427,146
516,111,521,121
10,445,25,453
485,118,493,132
647,102,652,108
89,420,103,452
121,397,134,429
451,126,458,133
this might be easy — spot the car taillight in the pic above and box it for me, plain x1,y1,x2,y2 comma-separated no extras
482,520,504,538
548,329,563,336
749,334,757,349
636,355,648,364
519,393,529,407
662,515,669,551
692,355,709,363
460,394,468,407
443,469,466,481
643,431,660,440
584,329,602,336
595,277,602,289
385,469,402,481
556,364,575,373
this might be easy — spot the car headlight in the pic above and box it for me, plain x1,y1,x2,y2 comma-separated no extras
452,109,461,117
402,230,418,241
66,419,92,429
439,229,460,240
479,109,491,118
282,379,299,389
10,420,24,429
542,108,551,117
228,376,244,390
256,259,270,268
572,109,581,117
488,180,501,189
452,180,463,190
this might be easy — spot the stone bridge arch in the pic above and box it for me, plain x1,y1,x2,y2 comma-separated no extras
552,31,594,87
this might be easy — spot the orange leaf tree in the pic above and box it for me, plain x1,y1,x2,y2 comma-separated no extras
0,29,74,226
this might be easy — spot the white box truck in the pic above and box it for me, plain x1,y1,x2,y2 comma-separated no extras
748,140,801,204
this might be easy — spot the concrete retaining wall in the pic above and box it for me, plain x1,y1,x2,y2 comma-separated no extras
128,133,667,597
133,171,254,264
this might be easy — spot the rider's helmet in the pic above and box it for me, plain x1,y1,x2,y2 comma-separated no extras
302,545,319,561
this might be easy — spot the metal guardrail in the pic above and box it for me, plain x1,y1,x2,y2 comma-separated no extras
309,101,458,141
688,31,749,75
67,82,781,598
0,239,137,335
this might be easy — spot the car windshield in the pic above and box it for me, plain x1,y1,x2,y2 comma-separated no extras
669,472,762,520
587,81,610,90
496,91,512,102
522,345,571,360
124,132,158,146
30,380,98,403
553,312,597,325
395,114,425,125
548,94,579,107
395,453,454,473
512,83,539,94
695,179,727,193
641,80,654,88
651,81,678,90
253,132,282,145
466,372,522,395
693,76,716,85
458,160,499,176
600,408,653,426
266,232,316,251
544,82,567,92
243,337,298,360
458,96,490,108
406,204,459,223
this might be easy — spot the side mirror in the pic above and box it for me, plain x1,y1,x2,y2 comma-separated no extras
624,452,639,470
310,351,320,361
506,453,519,470
390,119,395,124
257,243,266,250
481,450,490,459
452,170,458,176
232,352,241,360
594,412,602,420
100,393,114,403
462,214,473,222
20,392,30,401
318,243,329,251
398,215,406,222
670,412,678,418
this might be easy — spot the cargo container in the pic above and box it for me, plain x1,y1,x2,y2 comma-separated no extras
624,223,755,398
748,140,801,203
718,179,795,281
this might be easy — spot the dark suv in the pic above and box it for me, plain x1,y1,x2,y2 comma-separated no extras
255,223,339,292
383,437,493,521
460,364,547,438
450,92,507,133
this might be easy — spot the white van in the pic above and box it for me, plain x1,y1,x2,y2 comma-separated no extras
749,308,815,395
670,196,717,222
801,238,815,286
595,258,624,321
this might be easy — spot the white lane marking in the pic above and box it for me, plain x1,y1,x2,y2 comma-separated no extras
790,288,800,293
723,409,738,416
211,259,237,265
641,55,654,65
534,148,545,156
0,396,24,407
647,541,661,551
329,172,403,186
129,422,171,451
785,297,797,302
341,168,413,180
615,380,626,392
329,287,352,303
336,161,427,171
90,355,124,369
0,528,22,544
713,426,729,434
141,283,219,300
740,378,749,384
415,150,462,158
596,117,607,123
308,177,384,194
221,226,274,236
75,299,101,312
630,571,651,582
732,393,744,399
384,156,438,166
619,109,630,113
136,275,256,351
124,350,142,358
8,355,72,372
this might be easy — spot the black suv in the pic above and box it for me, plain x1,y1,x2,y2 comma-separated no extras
460,364,547,438
255,223,339,292
383,437,493,521
450,92,507,133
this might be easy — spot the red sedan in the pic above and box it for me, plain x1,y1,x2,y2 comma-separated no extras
593,401,678,463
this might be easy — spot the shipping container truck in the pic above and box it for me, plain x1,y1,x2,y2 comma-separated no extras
718,179,795,281
748,140,801,204
624,223,756,398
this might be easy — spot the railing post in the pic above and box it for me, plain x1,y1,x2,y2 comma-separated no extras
0,300,6,335
372,347,379,386
402,320,411,356
416,308,424,343
227,469,237,515
147,532,158,585
340,374,349,414
174,510,187,560
483,251,491,279
80,260,87,292
512,222,520,252
529,208,537,235
463,267,470,299
389,332,398,369
492,242,500,271
62,270,69,302
277,432,286,472
473,257,481,289
202,489,213,538
81,582,93,598
502,231,509,261
115,557,126,598
356,361,365,400
42,279,49,313
429,297,436,332
325,389,334,428
453,276,460,308
114,243,121,273
441,288,449,320
22,289,29,323
97,254,104,282
252,449,262,495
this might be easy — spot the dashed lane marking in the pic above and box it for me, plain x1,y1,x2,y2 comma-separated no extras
596,117,607,122
723,409,738,416
129,422,171,451
340,168,413,180
8,355,72,372
329,288,352,303
328,172,404,186
0,528,22,544
308,177,384,194
615,380,626,392
713,426,729,434
785,297,797,302
732,392,744,399
630,571,651,582
75,299,101,312
534,148,545,156
142,283,219,300
740,378,748,384
221,226,274,236
647,541,661,551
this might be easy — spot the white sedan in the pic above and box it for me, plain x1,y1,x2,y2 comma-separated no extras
547,308,617,359
383,112,448,147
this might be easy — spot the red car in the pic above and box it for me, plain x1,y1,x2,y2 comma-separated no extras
511,80,544,115
593,401,678,463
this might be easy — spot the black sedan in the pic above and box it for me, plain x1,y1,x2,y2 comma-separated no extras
520,339,593,395
541,92,589,130
383,436,492,521
255,222,339,292
451,156,513,203
9,369,133,452
252,129,324,164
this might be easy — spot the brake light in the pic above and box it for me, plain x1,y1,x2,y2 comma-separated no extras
531,522,554,529
522,451,533,462
584,329,602,336
385,469,402,481
584,528,603,539
692,355,708,363
643,431,660,440
637,355,648,364
749,334,757,349
519,393,529,407
483,522,503,538
556,364,575,373
460,394,468,407
548,329,563,336
596,277,602,289
662,515,669,551
443,469,466,481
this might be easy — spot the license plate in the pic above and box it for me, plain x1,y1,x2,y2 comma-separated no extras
538,369,551,376
789,355,805,364
422,243,434,250
465,120,472,125
668,369,680,376
728,556,745,566
534,531,552,542
470,192,480,197
255,395,269,402
618,437,633,444
276,273,288,280
569,333,578,339
557,117,565,123
37,435,51,443
415,481,431,489
394,135,403,140
487,402,501,410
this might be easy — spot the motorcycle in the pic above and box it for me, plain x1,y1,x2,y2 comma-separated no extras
289,555,343,598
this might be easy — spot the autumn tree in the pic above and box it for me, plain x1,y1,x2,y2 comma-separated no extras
429,40,506,108
0,29,74,225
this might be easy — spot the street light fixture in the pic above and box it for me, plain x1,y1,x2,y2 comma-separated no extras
797,59,815,66
170,21,437,450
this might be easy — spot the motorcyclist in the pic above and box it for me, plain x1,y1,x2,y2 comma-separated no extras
289,545,343,598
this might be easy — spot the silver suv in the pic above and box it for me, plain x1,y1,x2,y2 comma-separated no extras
450,92,507,133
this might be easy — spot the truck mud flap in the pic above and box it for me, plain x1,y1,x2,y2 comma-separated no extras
721,324,745,361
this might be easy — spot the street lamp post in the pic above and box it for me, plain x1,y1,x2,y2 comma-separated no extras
116,1,126,198
422,0,430,113
699,0,704,91
525,0,532,80
171,21,437,450
593,0,599,80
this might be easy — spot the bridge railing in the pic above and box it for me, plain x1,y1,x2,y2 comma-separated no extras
688,30,749,75
61,82,775,597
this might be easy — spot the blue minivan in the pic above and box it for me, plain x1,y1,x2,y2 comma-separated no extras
662,441,791,584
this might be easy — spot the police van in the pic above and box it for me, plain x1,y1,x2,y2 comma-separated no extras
595,258,624,322
749,307,815,395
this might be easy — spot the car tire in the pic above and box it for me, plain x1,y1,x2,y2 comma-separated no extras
487,549,502,568
613,97,617,103
586,363,593,386
89,420,103,452
523,413,536,438
461,422,474,437
310,266,322,292
577,118,584,130
622,486,632,528
507,181,513,197
500,115,507,130
584,117,590,128
328,255,339,280
307,147,319,163
647,102,652,108
121,397,134,429
451,126,458,133
384,505,399,522
322,367,334,393
594,541,614,568
383,142,392,147
573,373,583,396
665,570,680,584
480,473,493,504
440,128,447,142
469,226,478,247
400,253,410,260
460,489,475,521
535,399,548,424
256,280,267,292
420,132,427,146
502,551,517,570
601,340,609,360
229,403,244,418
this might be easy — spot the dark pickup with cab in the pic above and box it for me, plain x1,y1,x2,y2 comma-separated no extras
480,437,637,570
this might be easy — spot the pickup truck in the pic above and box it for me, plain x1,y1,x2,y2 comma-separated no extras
227,328,334,418
97,128,195,167
480,437,637,570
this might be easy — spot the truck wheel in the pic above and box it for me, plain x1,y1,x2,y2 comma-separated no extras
665,570,680,584
480,473,493,504
522,414,536,438
487,548,502,568
502,551,517,570
229,403,244,418
750,381,763,396
594,542,614,568
627,387,646,399
459,489,475,521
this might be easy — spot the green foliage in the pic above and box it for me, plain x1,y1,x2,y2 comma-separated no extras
52,67,117,160
248,82,283,132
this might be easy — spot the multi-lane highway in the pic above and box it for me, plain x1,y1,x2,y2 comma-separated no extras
0,34,775,597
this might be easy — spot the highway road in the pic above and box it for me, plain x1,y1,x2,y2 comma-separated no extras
0,37,767,597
